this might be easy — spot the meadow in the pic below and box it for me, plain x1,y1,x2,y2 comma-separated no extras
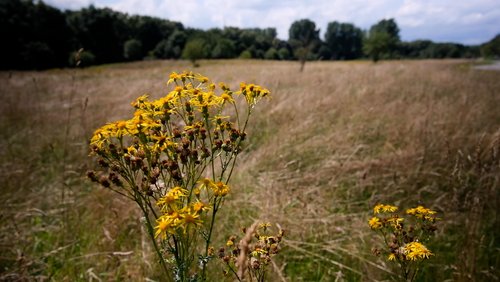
0,59,499,281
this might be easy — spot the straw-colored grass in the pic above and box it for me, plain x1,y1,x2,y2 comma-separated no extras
1,59,498,281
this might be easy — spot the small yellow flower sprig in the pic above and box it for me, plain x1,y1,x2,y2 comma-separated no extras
368,203,439,281
87,71,270,280
218,222,285,282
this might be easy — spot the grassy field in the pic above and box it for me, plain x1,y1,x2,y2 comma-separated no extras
1,59,499,281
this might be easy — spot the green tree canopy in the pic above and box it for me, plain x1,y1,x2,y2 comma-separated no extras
182,39,206,66
123,39,143,61
288,19,320,71
481,34,500,58
325,21,363,60
364,18,401,61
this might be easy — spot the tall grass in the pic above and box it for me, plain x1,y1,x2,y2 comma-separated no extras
0,59,498,281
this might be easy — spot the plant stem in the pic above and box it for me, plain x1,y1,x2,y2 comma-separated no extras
137,196,171,278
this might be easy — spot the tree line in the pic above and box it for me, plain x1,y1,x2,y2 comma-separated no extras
1,0,498,70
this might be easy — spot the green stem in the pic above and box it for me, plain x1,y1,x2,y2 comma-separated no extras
201,197,221,280
136,196,171,279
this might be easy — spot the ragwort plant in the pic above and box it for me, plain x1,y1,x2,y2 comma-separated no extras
218,222,285,282
87,71,271,281
369,204,439,281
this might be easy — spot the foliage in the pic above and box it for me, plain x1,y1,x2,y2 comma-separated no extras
481,34,500,58
364,19,400,62
153,30,187,59
88,71,275,281
288,19,320,71
369,204,438,281
264,48,279,60
68,49,95,67
182,39,206,66
123,39,143,61
0,1,486,70
211,38,236,59
0,0,70,69
325,21,363,60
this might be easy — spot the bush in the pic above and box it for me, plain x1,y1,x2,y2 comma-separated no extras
239,50,252,59
278,47,291,60
182,39,205,66
123,39,143,61
264,47,279,60
68,50,96,67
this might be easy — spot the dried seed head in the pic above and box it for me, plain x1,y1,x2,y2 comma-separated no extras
86,170,98,182
99,176,110,188
98,159,109,168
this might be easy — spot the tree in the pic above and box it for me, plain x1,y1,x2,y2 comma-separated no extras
123,39,143,61
363,31,392,62
153,30,187,59
364,19,400,62
325,21,363,60
66,6,128,64
211,38,236,58
278,47,291,60
481,34,500,58
0,0,70,69
182,39,205,66
264,47,279,60
288,19,320,71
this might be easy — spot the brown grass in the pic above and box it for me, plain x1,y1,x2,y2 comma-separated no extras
0,59,498,281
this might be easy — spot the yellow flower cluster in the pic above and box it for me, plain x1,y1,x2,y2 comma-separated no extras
87,71,272,280
369,203,438,270
369,204,401,230
406,205,437,222
239,82,271,106
373,204,398,214
90,70,270,154
403,241,433,261
154,186,209,239
197,178,231,197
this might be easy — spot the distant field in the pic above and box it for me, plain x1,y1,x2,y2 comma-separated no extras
1,59,499,281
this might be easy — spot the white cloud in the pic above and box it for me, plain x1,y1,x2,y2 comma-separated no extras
44,0,500,44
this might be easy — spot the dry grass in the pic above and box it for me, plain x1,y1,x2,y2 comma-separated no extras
0,59,499,281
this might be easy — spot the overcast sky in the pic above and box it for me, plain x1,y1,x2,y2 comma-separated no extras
45,0,499,45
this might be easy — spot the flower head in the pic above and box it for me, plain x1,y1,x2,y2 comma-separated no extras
369,217,383,229
406,206,437,222
403,241,433,261
373,204,398,214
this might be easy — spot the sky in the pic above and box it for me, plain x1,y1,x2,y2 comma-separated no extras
44,0,500,45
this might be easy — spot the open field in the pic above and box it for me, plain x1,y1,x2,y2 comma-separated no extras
1,59,499,281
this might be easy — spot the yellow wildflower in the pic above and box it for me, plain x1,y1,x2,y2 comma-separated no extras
131,94,149,109
387,216,404,229
167,72,179,84
259,222,272,231
212,182,230,197
406,206,437,221
388,253,396,261
220,93,234,103
403,241,432,261
198,178,215,190
369,217,383,229
157,187,188,211
373,204,398,214
155,216,175,239
191,201,210,214
179,210,203,230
